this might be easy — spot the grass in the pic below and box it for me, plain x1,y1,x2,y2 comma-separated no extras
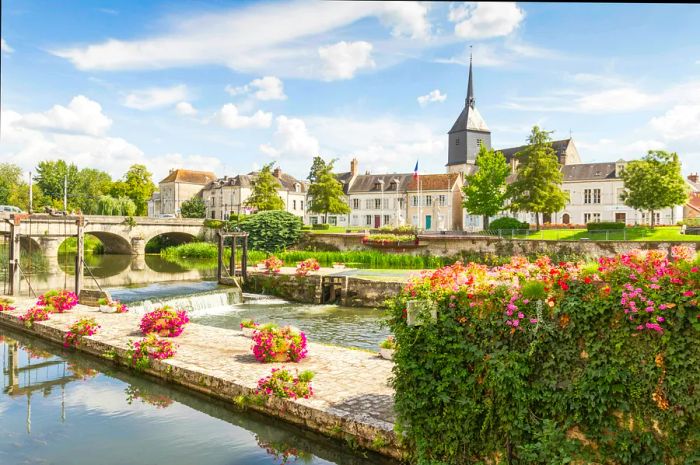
508,226,700,242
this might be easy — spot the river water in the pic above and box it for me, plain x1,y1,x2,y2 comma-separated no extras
0,328,396,465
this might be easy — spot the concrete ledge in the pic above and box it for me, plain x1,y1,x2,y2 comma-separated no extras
0,298,402,460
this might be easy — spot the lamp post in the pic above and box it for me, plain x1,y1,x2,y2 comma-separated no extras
378,178,385,227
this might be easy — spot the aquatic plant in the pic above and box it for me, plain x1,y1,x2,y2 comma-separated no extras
64,317,101,348
37,289,79,313
19,306,51,328
255,367,314,399
295,258,320,276
252,326,308,363
139,306,189,337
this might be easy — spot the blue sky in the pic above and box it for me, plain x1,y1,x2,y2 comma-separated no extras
2,1,700,183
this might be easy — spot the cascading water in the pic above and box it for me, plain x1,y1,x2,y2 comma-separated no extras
127,289,243,316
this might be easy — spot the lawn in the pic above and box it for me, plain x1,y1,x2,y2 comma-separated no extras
510,226,699,242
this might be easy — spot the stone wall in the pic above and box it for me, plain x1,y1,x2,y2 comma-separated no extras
342,278,404,308
301,233,698,259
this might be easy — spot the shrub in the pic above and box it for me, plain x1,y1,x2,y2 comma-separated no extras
487,217,529,232
37,289,79,313
203,219,225,229
180,196,206,218
252,326,308,363
312,223,331,230
587,221,626,231
239,211,302,253
387,249,700,464
139,306,190,337
64,317,100,348
255,367,315,399
379,335,396,349
301,225,312,230
362,234,417,245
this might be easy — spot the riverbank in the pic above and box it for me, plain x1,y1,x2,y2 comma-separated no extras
0,298,401,460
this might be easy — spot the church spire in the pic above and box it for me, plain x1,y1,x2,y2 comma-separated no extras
466,48,475,109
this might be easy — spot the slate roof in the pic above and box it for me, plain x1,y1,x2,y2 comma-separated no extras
449,105,490,133
205,171,307,193
347,173,414,194
407,173,460,191
497,138,573,163
160,169,217,185
561,162,617,182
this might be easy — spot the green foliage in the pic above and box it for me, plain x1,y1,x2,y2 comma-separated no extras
239,210,302,253
488,217,529,232
620,151,689,228
508,126,569,229
73,168,113,214
245,163,285,211
312,223,331,230
109,164,155,216
307,158,350,220
180,196,206,218
34,160,80,209
462,146,511,229
587,221,626,231
203,219,225,229
0,163,48,211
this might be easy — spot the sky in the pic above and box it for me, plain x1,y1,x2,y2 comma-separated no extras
2,1,700,183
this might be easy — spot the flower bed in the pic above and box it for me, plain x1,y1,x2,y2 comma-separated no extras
252,326,308,363
261,255,283,273
362,233,418,247
64,317,101,348
388,247,699,464
19,306,51,328
295,258,320,276
128,333,177,370
255,367,314,399
139,306,189,337
0,297,15,312
98,298,129,313
37,289,78,313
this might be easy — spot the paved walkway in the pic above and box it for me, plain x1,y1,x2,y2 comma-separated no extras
0,296,399,457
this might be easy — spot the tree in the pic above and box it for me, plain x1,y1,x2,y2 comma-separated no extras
508,126,568,230
245,163,285,211
307,158,350,223
307,156,327,184
0,163,24,205
120,164,156,216
180,196,206,218
462,146,510,230
74,168,113,214
239,210,302,253
34,160,80,208
620,150,689,228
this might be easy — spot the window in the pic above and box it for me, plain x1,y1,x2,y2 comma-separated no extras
374,198,382,209
476,139,483,147
584,189,601,204
310,216,318,225
293,200,297,210
300,201,304,210
383,198,390,209
455,137,460,146
437,195,447,206
396,198,405,209
365,199,373,209
584,213,601,223
352,198,360,209
425,195,432,206
584,189,591,204
411,196,418,206
329,216,337,226
383,215,390,224
351,214,358,226
593,189,601,204
617,188,625,202
365,215,372,226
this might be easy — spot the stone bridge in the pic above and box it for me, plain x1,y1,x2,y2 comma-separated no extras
1,214,209,256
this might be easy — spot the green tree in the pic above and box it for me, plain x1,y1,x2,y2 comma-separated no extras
307,156,327,184
97,195,120,215
245,163,285,211
0,163,24,205
34,160,80,208
74,168,113,214
620,150,689,228
239,210,302,253
462,146,510,230
120,164,156,216
307,158,350,223
508,126,568,230
180,196,206,218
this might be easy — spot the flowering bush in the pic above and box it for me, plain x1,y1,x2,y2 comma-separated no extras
0,297,15,312
261,255,283,273
362,233,417,246
295,258,320,276
19,306,51,328
139,306,189,337
379,335,396,349
37,289,78,313
64,317,100,348
252,326,308,363
388,247,699,464
240,319,258,329
255,367,314,399
128,333,177,370
98,298,129,313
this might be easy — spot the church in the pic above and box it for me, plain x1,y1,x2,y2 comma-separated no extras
446,57,683,229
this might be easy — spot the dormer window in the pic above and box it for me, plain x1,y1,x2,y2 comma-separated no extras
294,183,300,192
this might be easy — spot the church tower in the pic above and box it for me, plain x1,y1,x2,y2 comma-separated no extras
446,54,491,174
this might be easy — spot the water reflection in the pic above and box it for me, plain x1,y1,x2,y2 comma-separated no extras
0,329,396,465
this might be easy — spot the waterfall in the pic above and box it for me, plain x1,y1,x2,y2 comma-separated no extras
241,293,289,306
129,289,243,316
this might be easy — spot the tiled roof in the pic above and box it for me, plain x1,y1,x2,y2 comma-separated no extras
407,173,460,191
561,163,616,181
347,173,414,194
687,193,700,213
497,138,573,163
160,169,217,185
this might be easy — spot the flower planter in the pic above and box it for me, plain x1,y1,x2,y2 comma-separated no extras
379,348,394,360
241,327,257,338
332,264,346,270
99,304,119,313
256,263,267,271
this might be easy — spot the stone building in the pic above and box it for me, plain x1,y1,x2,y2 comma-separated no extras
406,173,463,231
149,169,217,217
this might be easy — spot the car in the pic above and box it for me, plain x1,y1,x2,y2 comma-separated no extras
158,213,177,218
0,205,23,214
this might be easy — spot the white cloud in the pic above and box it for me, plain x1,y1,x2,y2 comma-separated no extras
124,84,188,110
379,2,431,39
650,104,700,141
575,87,658,113
225,76,287,101
1,38,13,54
216,103,272,129
175,101,197,116
259,115,320,158
436,38,559,69
318,41,375,80
417,89,447,107
18,95,112,136
448,2,525,39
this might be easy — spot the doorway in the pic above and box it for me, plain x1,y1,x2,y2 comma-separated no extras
425,215,432,230
562,213,570,225
374,215,381,228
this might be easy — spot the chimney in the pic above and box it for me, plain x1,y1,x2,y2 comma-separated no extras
273,167,282,178
689,173,699,183
350,158,359,176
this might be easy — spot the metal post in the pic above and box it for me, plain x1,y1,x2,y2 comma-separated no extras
63,175,68,212
230,236,236,277
241,234,248,281
74,219,84,296
28,172,33,213
8,219,20,296
217,233,224,282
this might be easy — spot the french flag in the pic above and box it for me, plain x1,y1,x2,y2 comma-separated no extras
413,160,419,180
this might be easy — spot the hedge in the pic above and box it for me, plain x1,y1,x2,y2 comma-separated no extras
312,223,331,230
387,247,699,464
587,221,626,231
488,217,530,232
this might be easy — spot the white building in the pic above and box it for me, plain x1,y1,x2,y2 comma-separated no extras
148,169,217,217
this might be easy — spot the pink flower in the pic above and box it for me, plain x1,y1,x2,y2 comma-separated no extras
683,290,694,297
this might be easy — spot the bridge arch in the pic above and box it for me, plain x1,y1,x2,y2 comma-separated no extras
84,231,134,255
144,232,198,253
19,236,41,253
